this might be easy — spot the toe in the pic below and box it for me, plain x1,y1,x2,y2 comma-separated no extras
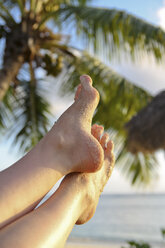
80,75,93,88
105,140,114,159
76,75,100,127
100,133,109,149
106,140,114,152
105,140,115,178
91,124,98,136
79,75,100,105
91,124,104,141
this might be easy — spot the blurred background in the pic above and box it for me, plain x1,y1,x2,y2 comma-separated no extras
0,0,165,247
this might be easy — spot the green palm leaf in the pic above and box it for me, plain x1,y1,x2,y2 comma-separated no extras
69,0,91,5
4,80,52,152
29,0,90,16
0,87,15,129
0,1,16,24
50,5,165,60
16,0,25,15
115,139,158,185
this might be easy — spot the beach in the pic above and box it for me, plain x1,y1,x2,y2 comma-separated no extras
65,241,122,248
66,194,165,248
65,240,164,248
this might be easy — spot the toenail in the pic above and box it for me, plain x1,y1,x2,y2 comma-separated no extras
80,75,92,85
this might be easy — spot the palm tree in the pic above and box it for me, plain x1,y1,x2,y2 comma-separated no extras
0,0,165,185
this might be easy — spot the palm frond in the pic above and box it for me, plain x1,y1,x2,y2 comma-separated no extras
16,0,25,15
0,12,13,25
115,138,158,185
33,0,64,16
0,0,18,7
5,80,52,152
38,0,90,27
69,0,91,5
49,5,165,60
30,0,36,11
0,2,16,24
0,0,25,16
0,86,15,129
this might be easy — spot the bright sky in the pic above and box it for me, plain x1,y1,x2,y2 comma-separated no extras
0,0,165,194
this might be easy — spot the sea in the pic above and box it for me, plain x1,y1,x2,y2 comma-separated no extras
68,194,165,247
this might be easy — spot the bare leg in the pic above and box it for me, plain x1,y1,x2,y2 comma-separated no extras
0,75,104,228
0,126,115,248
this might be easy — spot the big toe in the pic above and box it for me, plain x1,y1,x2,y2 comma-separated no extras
79,75,100,108
74,75,100,126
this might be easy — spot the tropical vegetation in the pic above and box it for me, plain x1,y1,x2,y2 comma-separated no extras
122,229,165,248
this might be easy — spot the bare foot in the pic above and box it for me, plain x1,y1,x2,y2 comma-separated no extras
40,75,104,175
73,124,115,224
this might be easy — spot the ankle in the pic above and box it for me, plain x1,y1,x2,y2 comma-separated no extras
37,134,66,178
63,173,99,225
63,173,96,209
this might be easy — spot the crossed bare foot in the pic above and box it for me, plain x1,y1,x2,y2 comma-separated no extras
42,75,104,175
76,124,115,224
61,124,115,225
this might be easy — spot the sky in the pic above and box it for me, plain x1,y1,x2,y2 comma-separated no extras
0,0,165,194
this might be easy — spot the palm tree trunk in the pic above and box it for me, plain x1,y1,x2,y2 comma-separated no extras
0,55,24,101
